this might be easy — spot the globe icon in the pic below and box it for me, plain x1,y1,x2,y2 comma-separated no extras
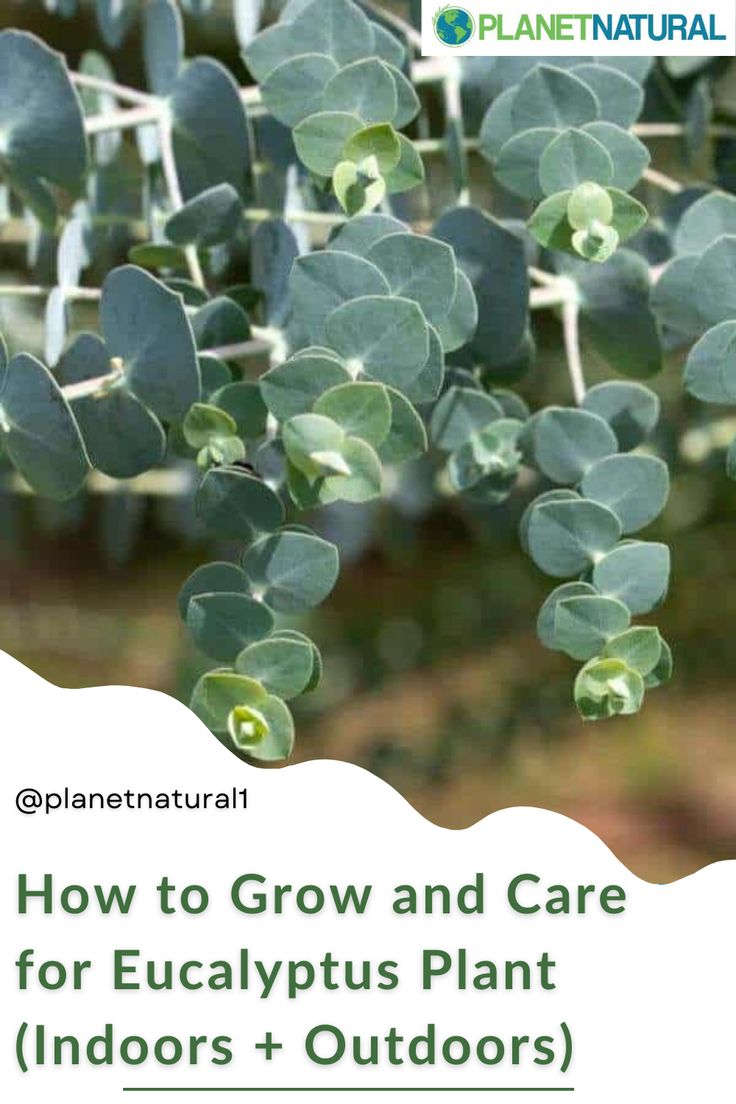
434,6,474,47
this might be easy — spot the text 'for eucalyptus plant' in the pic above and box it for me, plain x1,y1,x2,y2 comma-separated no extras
3,0,734,753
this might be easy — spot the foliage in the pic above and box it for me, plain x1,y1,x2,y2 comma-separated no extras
2,2,736,755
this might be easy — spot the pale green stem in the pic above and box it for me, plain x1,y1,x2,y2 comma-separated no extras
71,71,157,106
643,166,684,194
158,113,206,290
562,298,586,405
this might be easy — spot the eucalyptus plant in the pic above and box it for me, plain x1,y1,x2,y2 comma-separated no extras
1,0,734,754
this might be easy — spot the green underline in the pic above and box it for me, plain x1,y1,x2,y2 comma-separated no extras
122,1089,574,1094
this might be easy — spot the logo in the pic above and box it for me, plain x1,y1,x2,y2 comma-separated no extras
433,5,476,46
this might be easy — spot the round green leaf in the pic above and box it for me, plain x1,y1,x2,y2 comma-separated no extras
325,295,429,389
553,593,632,660
694,236,736,325
165,183,243,248
527,498,622,577
239,694,295,761
101,265,200,422
601,626,662,676
539,129,613,196
581,381,660,451
607,188,648,243
366,232,457,328
519,489,580,556
322,58,398,124
178,561,249,619
186,592,274,662
196,467,284,540
242,529,339,613
650,256,705,337
673,191,736,255
235,635,315,698
572,64,643,128
0,352,87,499
329,213,406,256
512,65,599,131
592,541,670,614
343,123,401,173
528,191,574,253
581,454,669,533
262,52,338,127
261,352,350,422
191,669,265,731
684,320,736,404
536,580,598,650
293,110,363,175
574,657,644,720
382,133,425,195
435,270,478,353
290,250,389,346
378,388,427,465
430,386,503,451
317,434,383,503
582,122,650,191
495,127,558,201
57,333,165,480
402,325,445,405
143,0,183,95
532,407,618,484
210,381,268,440
314,382,391,448
282,412,346,480
478,86,516,163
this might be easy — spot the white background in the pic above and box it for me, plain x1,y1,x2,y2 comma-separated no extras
1,650,734,1102
421,1,736,57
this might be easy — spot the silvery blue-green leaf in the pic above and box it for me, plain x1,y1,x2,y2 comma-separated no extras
495,127,558,201
489,388,530,422
511,65,599,131
536,580,598,650
101,265,201,421
165,183,243,247
183,402,237,448
262,53,339,127
553,593,632,660
434,208,529,367
261,352,350,422
283,412,346,481
251,218,298,327
527,497,621,577
683,320,736,404
378,388,427,464
430,386,503,451
519,489,581,555
582,123,650,191
314,382,391,448
272,627,322,691
325,295,429,388
44,288,68,368
403,325,444,404
574,657,644,720
572,64,644,128
581,454,669,534
0,31,88,226
191,668,266,733
365,232,457,328
599,56,652,82
527,191,574,253
645,637,673,688
170,58,253,201
388,66,420,128
478,86,516,162
673,191,736,254
592,541,670,614
210,382,268,440
290,250,389,345
0,352,88,499
244,24,300,83
539,129,613,196
372,23,405,69
196,467,284,540
581,381,660,451
434,270,477,353
58,333,166,479
694,236,736,325
235,635,315,699
242,528,339,612
95,0,135,48
650,256,704,337
199,354,232,398
288,0,375,66
329,213,406,256
177,560,249,619
601,626,662,676
684,79,712,163
293,110,363,176
187,592,274,662
607,189,648,243
573,250,662,379
447,418,522,492
322,59,398,125
192,296,251,351
532,407,618,485
144,0,183,95
318,434,383,503
383,133,425,194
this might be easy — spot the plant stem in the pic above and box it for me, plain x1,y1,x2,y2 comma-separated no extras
0,284,100,301
561,298,586,405
85,104,161,135
62,368,122,402
158,114,206,289
643,166,684,194
243,206,347,227
71,71,157,106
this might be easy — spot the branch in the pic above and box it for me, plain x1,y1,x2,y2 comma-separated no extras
561,298,586,405
158,114,206,289
643,166,684,195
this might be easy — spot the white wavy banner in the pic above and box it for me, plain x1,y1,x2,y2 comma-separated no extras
1,650,734,1102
